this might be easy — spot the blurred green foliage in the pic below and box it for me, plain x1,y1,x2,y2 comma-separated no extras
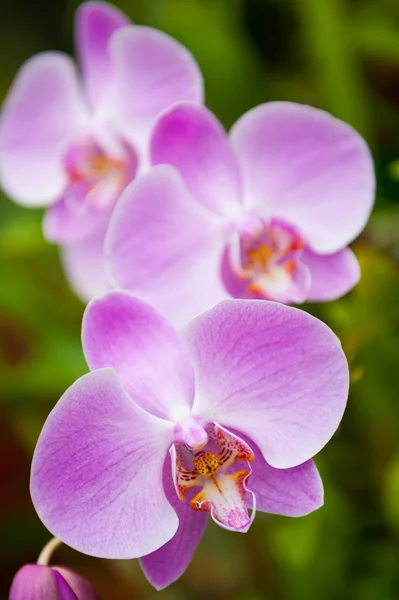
2,0,399,598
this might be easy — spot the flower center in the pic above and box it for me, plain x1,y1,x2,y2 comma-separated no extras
171,423,256,532
228,217,308,304
89,154,121,178
62,135,137,211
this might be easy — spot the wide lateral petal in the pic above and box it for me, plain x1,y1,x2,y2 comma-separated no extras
110,26,203,155
30,369,177,559
302,247,360,301
0,53,88,206
105,165,228,327
61,229,109,302
248,442,323,516
151,103,242,215
231,102,375,253
76,1,129,112
185,300,349,469
140,455,207,590
83,291,195,421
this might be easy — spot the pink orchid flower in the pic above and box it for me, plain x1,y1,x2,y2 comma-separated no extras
105,102,375,326
0,2,203,300
31,291,348,589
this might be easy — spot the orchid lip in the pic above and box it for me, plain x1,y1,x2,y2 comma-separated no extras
227,216,309,303
171,423,257,533
195,464,257,533
62,136,132,203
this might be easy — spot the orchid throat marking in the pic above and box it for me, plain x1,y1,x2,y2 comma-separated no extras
172,423,256,532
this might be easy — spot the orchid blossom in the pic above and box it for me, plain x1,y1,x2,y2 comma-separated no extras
31,291,348,589
0,2,203,299
105,102,375,326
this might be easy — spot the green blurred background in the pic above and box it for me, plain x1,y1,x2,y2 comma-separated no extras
2,0,399,598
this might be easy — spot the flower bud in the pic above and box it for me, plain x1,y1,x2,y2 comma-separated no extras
9,564,99,600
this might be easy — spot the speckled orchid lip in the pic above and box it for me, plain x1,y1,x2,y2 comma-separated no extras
43,132,139,246
171,423,256,533
227,216,309,304
43,132,139,247
30,291,348,589
62,135,135,206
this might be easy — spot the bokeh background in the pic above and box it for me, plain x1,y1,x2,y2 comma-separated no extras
1,0,399,598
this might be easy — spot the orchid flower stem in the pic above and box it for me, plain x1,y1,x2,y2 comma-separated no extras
37,537,63,566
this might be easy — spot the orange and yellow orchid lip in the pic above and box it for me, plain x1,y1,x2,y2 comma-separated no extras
63,136,134,208
234,217,308,303
171,423,256,532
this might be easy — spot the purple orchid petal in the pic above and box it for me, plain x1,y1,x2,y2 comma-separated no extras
151,103,242,215
110,27,203,126
9,565,59,600
54,567,99,600
140,455,207,591
0,53,88,206
105,166,228,326
302,247,360,301
76,1,130,112
61,229,109,301
82,291,196,421
184,299,349,469
248,443,323,516
30,368,178,559
231,102,375,254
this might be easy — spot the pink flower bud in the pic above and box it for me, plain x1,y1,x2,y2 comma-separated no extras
9,564,99,600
